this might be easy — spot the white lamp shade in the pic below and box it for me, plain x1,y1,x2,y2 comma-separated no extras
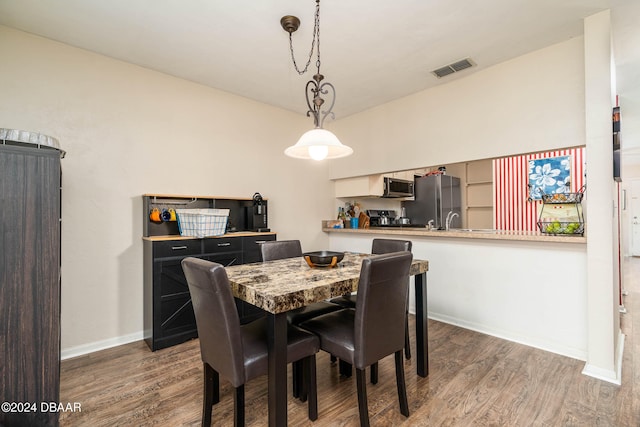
284,128,353,160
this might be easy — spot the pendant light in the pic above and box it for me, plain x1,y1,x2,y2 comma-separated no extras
281,0,353,161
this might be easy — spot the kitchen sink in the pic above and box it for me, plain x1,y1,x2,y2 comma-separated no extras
449,228,497,233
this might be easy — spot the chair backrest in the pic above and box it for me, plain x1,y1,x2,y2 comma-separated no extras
371,238,412,254
260,239,302,262
181,257,246,387
354,251,413,368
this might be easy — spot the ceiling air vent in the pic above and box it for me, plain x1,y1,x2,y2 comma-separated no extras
432,58,475,78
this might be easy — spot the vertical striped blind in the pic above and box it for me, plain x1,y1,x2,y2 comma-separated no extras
493,147,586,231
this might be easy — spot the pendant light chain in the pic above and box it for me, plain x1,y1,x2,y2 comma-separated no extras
315,0,321,74
282,0,353,160
288,0,321,75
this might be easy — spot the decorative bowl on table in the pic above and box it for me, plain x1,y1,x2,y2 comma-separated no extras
302,251,345,268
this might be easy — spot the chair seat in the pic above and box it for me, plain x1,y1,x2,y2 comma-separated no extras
287,301,343,325
299,309,356,364
329,294,357,308
241,317,320,382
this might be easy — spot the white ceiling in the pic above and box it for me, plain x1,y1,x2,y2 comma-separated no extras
0,0,638,159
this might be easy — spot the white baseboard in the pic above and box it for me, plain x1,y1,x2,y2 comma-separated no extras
61,331,144,360
427,312,588,362
581,330,625,385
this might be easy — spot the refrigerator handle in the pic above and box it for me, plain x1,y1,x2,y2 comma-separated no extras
436,183,442,228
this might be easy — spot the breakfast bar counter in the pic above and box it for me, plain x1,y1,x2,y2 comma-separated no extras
322,225,586,243
325,225,589,364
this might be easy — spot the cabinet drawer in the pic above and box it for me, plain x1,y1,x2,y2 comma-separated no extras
243,234,276,247
242,234,276,264
153,239,201,258
203,236,242,253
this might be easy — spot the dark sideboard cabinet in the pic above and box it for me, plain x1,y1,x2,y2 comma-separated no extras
142,194,276,351
1,141,63,427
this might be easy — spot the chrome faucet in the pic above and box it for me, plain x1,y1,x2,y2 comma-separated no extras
427,219,435,230
445,211,459,230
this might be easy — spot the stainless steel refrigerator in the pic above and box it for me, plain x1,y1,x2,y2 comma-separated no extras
403,175,461,229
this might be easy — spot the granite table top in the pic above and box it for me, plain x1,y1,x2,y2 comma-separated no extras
225,252,429,314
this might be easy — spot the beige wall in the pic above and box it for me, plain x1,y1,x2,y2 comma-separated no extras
328,37,586,179
0,26,334,353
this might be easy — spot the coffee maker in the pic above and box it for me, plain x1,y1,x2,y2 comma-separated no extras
366,209,397,226
245,192,269,231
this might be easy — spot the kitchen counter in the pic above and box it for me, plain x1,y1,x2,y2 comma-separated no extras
326,226,588,361
142,231,276,241
322,225,586,243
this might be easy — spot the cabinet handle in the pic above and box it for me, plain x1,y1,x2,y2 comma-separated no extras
254,240,267,244
171,245,188,250
217,242,231,247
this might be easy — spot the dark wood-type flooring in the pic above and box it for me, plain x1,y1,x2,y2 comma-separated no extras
60,257,640,426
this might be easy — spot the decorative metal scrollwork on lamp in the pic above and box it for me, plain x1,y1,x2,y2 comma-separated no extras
281,0,353,161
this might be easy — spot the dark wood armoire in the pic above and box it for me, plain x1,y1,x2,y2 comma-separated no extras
1,130,64,427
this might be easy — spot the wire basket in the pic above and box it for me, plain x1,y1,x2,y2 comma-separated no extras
175,209,229,238
540,185,586,204
537,221,584,235
540,192,584,204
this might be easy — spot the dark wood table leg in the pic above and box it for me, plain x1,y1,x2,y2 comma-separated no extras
414,272,429,377
267,312,288,427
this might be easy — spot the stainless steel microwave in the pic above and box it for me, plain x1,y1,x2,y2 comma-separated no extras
382,177,414,198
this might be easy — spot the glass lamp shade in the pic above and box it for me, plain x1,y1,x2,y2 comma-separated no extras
284,128,353,161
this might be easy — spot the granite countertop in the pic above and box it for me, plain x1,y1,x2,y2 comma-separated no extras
322,225,586,243
224,252,429,314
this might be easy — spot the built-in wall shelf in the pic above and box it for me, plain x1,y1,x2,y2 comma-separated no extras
464,160,493,229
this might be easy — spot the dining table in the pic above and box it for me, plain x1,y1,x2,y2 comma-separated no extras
225,251,429,427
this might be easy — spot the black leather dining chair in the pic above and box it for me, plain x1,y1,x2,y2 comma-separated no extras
181,257,320,426
260,239,342,398
331,238,413,360
299,251,414,427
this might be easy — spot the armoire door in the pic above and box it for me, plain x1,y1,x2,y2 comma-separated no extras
1,144,61,427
